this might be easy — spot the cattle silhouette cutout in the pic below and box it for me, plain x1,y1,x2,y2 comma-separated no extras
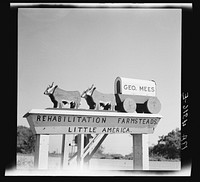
81,84,116,111
44,82,81,109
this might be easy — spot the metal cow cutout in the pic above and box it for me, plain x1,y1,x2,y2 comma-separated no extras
44,82,81,109
81,84,116,111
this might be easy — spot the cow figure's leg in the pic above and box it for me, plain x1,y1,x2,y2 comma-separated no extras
69,101,75,109
53,101,58,108
95,102,99,110
112,100,116,111
106,103,111,110
58,102,63,108
78,102,81,109
111,104,114,111
74,102,79,109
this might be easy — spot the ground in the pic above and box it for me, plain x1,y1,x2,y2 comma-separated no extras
16,153,180,171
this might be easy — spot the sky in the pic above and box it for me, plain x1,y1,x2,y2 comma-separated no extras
18,8,181,155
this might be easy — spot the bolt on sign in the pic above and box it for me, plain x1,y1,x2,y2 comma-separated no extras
24,109,162,135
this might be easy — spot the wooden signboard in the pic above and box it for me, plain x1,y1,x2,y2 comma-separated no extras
24,108,162,135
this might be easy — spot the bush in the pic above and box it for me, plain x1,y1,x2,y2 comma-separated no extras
149,128,181,160
17,125,36,154
111,154,124,159
149,154,168,161
124,153,133,160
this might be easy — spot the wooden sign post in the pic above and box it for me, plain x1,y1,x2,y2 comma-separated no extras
76,134,84,168
24,108,162,170
132,134,149,170
34,134,49,169
61,134,70,169
24,77,162,171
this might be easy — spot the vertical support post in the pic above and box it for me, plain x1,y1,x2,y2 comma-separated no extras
132,134,149,170
61,134,70,169
142,134,149,170
83,134,90,168
76,134,84,168
34,134,49,169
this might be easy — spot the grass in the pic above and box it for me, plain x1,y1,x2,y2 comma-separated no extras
17,153,34,169
149,155,180,162
16,153,181,170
